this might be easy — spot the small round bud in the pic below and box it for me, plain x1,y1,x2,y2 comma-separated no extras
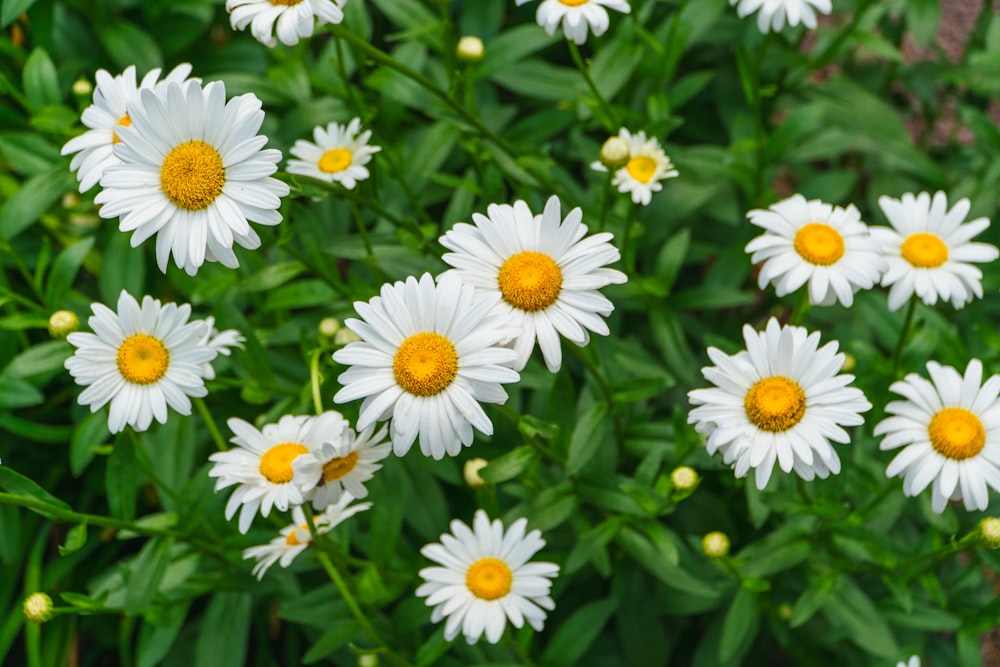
463,458,489,488
61,192,81,209
456,36,485,62
72,78,93,96
777,603,793,620
702,531,730,559
841,353,856,372
334,328,362,346
979,517,1000,549
599,136,629,169
318,317,341,338
23,593,53,624
670,466,699,493
48,310,79,338
358,655,378,667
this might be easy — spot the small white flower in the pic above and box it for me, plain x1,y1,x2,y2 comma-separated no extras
515,0,631,45
226,0,346,48
591,128,678,206
199,316,244,381
730,0,832,33
416,510,559,644
897,656,920,667
293,421,392,508
287,118,381,190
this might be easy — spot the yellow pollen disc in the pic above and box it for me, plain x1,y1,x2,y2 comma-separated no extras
259,442,309,484
901,232,948,268
322,451,359,483
112,114,132,144
159,140,225,211
793,222,845,266
466,557,513,600
559,0,590,5
285,523,310,546
497,250,563,312
928,407,985,460
625,156,657,184
393,333,458,397
318,148,353,174
744,376,807,432
116,334,169,385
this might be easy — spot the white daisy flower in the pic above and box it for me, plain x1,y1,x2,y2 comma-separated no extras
332,273,521,460
242,495,371,579
515,0,631,45
729,0,832,33
61,64,196,193
226,0,346,48
207,411,348,533
591,128,678,206
287,118,381,190
870,191,999,311
199,316,245,381
874,359,1000,513
744,194,887,307
94,79,290,276
896,657,920,667
416,510,559,645
293,421,392,508
688,317,871,490
64,291,218,434
440,195,627,373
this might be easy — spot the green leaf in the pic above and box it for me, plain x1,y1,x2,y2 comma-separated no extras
0,412,72,443
539,598,616,667
303,621,360,664
95,22,163,72
566,401,610,474
194,593,252,667
790,575,836,628
415,631,453,667
719,588,760,663
480,445,537,484
655,228,690,294
0,168,72,240
738,541,810,578
125,537,175,615
22,48,61,109
70,411,110,476
99,232,146,305
0,373,44,409
45,237,94,308
906,0,941,48
565,517,621,574
106,437,138,521
137,603,189,667
236,261,305,293
6,340,71,381
1,0,40,28
616,526,717,597
0,467,72,517
58,523,87,556
822,577,899,659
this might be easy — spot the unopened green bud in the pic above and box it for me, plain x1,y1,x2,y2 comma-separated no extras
670,466,699,493
48,310,79,338
72,78,93,96
358,654,378,667
463,458,489,488
599,136,629,169
23,593,53,624
456,36,484,62
778,603,793,620
702,531,730,559
318,317,341,338
334,328,362,346
841,353,856,372
979,517,1000,549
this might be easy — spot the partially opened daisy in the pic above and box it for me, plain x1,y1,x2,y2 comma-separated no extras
199,316,245,381
226,0,346,48
591,128,678,206
515,0,631,45
293,421,392,508
874,359,1000,513
61,64,196,192
65,291,218,434
416,510,559,644
440,195,627,373
332,273,521,459
287,118,381,190
688,318,871,489
207,411,348,533
730,0,832,33
744,194,886,307
243,495,371,579
95,79,289,276
870,191,998,311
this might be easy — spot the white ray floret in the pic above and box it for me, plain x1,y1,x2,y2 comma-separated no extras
515,0,631,45
730,0,832,33
226,0,347,48
287,118,381,190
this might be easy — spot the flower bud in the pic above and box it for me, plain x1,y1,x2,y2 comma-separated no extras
334,328,362,346
702,531,730,559
670,466,699,493
463,458,489,488
23,593,53,624
979,517,1000,549
778,603,793,620
72,78,93,96
358,655,378,667
599,136,629,169
456,36,484,62
48,310,79,338
841,353,856,372
318,317,341,338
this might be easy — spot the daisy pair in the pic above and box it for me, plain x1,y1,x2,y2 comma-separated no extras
591,128,679,206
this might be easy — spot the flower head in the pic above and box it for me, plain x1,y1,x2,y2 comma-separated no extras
730,0,832,33
457,36,485,62
515,0,631,44
226,0,346,47
702,531,730,559
591,128,678,206
287,118,381,190
23,593,53,624
48,310,80,338
294,421,392,508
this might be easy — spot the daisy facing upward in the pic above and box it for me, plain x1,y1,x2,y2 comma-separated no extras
287,118,381,190
591,128,678,206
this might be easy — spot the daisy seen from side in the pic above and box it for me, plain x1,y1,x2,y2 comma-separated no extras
199,316,245,380
293,421,392,508
226,0,346,48
286,118,381,190
514,0,631,45
591,128,678,206
730,0,832,33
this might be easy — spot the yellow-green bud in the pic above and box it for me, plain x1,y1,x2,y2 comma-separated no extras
670,466,699,493
48,310,79,338
318,317,341,338
358,655,378,667
72,78,93,96
702,531,730,559
23,593,53,624
841,353,856,372
334,328,362,346
456,36,484,62
463,457,489,488
979,517,1000,549
778,603,793,620
599,136,629,169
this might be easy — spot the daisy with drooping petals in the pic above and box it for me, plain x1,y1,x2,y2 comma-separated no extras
591,128,678,206
243,495,371,579
95,79,289,276
65,291,219,434
226,0,346,48
515,0,631,45
440,196,627,373
688,318,871,490
199,316,245,381
744,194,886,307
416,510,559,644
287,118,381,190
294,421,392,508
870,191,999,311
729,0,832,33
332,273,521,460
207,411,348,533
874,359,1000,513
61,64,196,193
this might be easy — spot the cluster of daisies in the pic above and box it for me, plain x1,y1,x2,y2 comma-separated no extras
689,190,1000,515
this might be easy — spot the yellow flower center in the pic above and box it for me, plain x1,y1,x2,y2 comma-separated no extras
322,451,359,483
160,140,225,211
116,334,169,385
497,251,563,312
793,222,845,266
466,557,513,600
744,376,807,432
901,232,948,268
318,148,353,174
285,523,310,546
270,0,303,5
112,114,131,144
625,156,657,184
928,407,985,460
259,442,309,484
559,0,590,5
393,332,458,397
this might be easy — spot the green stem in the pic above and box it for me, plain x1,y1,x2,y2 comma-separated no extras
571,346,625,450
333,37,365,113
567,40,618,130
309,349,325,416
788,289,811,326
195,397,228,451
350,198,384,281
750,32,773,205
598,170,614,233
128,430,183,506
504,633,538,667
891,297,917,376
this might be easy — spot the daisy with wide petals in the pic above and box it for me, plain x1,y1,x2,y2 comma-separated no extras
416,510,559,644
870,191,998,311
515,0,631,45
207,411,348,533
243,495,371,579
61,64,196,193
688,318,871,490
332,273,521,459
226,0,346,48
874,359,1000,513
95,79,289,276
287,118,381,190
730,0,832,33
65,291,219,434
440,195,627,373
294,421,392,508
744,194,886,307
591,128,678,206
